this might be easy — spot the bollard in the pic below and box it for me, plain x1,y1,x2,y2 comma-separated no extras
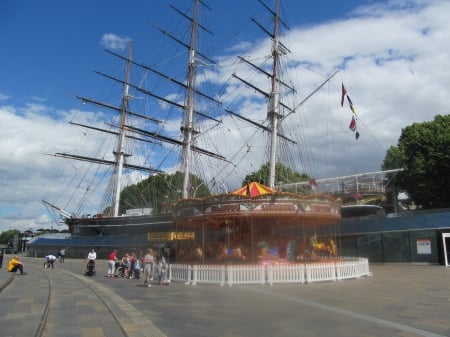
0,249,4,268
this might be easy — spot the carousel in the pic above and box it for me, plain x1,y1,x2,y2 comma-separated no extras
172,181,341,264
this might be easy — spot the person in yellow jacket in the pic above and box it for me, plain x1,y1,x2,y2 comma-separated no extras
7,256,26,274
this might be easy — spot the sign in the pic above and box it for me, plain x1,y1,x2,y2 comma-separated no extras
416,239,431,254
147,232,195,242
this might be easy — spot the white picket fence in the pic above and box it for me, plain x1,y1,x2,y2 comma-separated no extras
168,257,371,286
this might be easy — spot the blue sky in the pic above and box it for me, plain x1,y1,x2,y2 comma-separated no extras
1,0,449,232
1,0,365,110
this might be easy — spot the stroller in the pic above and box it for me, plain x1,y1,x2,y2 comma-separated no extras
115,261,125,278
85,259,96,276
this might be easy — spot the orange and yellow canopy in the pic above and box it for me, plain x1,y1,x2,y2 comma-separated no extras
231,182,276,197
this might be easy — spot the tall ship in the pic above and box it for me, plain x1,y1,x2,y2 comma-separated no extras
38,0,361,259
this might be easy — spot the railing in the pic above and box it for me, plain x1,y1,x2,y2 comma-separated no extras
168,257,370,286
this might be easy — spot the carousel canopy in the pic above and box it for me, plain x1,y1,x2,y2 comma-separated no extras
231,182,276,197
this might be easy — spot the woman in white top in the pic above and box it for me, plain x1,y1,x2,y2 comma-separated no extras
142,248,155,287
86,248,96,269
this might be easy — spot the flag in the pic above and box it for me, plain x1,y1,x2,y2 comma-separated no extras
349,115,357,131
355,131,360,140
347,95,356,114
352,192,362,199
341,83,347,107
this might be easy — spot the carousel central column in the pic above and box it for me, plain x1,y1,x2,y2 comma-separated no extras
175,222,178,263
250,218,255,263
201,220,205,264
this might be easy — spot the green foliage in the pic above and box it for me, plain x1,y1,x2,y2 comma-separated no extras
242,162,309,190
117,171,210,215
0,229,20,245
382,146,405,170
382,115,450,209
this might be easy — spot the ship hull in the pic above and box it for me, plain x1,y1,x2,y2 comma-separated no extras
67,213,174,238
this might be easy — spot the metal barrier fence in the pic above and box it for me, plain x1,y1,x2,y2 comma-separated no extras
168,257,371,286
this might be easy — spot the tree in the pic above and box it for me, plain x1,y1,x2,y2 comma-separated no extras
242,163,310,190
117,171,210,215
382,114,450,209
0,229,20,246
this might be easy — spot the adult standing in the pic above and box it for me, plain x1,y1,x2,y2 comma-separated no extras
143,248,155,287
107,249,118,278
59,248,67,263
121,253,131,278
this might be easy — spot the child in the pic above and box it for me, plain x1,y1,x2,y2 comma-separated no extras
157,255,170,285
133,257,141,280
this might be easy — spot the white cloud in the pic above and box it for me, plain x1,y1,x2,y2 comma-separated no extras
0,100,115,232
100,33,131,51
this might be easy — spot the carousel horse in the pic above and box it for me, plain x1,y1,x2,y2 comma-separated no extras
216,244,246,261
257,241,284,265
310,235,336,257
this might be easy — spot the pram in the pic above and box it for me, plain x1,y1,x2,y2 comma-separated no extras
85,259,96,276
115,261,127,278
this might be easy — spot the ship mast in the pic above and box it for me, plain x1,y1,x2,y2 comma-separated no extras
267,0,281,188
228,0,297,188
52,1,224,216
111,41,133,216
146,0,222,199
229,0,338,189
181,0,199,199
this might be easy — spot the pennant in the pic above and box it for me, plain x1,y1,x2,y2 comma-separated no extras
349,115,357,131
352,192,362,199
347,95,356,114
309,178,317,189
342,84,360,140
341,83,347,107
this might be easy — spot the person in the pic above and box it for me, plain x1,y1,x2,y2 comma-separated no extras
157,255,169,285
86,248,96,271
127,251,137,279
8,256,26,274
107,249,118,278
133,256,141,280
121,253,131,278
44,254,57,269
58,248,66,263
142,248,155,287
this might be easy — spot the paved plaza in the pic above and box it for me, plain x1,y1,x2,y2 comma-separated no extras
0,255,449,337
